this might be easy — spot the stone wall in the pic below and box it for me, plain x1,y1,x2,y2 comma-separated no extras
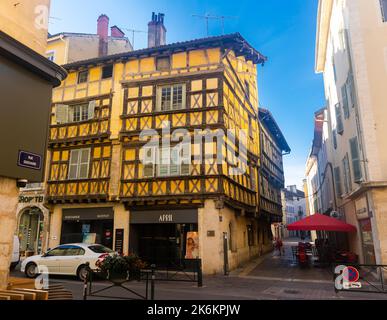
0,177,18,290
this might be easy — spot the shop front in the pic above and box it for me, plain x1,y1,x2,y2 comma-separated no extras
130,209,199,267
61,207,114,249
16,192,50,257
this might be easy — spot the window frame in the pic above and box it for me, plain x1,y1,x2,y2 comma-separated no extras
69,103,89,123
68,148,91,180
157,84,186,111
156,56,171,71
156,144,191,178
349,137,363,183
102,65,113,79
78,70,89,84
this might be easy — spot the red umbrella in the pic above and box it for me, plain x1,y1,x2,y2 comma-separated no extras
287,213,357,233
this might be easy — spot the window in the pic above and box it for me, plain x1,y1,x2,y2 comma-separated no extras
248,116,254,138
102,65,113,79
78,70,89,84
88,245,114,254
342,153,352,194
347,74,357,108
156,57,171,71
350,137,362,182
333,129,338,149
335,103,344,134
342,84,350,119
70,104,89,122
250,167,256,191
141,147,156,178
157,84,186,111
47,52,55,62
68,149,91,180
56,101,96,124
334,166,342,198
380,0,387,22
158,144,191,177
332,57,337,83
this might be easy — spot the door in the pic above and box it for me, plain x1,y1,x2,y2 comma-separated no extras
59,245,86,275
41,246,67,274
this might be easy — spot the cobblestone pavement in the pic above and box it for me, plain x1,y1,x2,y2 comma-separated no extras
10,238,387,300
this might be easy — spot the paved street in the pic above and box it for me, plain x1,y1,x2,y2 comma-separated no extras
11,239,387,300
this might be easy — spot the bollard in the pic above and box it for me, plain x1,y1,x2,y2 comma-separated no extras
151,264,156,300
197,259,203,288
83,263,89,301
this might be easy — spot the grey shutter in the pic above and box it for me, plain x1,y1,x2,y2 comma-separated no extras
56,104,69,124
142,147,155,178
342,84,349,119
350,137,362,182
68,150,80,180
143,164,154,178
334,167,342,198
335,103,344,134
180,144,191,176
88,100,96,120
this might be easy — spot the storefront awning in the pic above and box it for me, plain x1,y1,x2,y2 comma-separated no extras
287,213,357,233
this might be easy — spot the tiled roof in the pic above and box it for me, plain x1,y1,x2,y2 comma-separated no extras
62,33,267,70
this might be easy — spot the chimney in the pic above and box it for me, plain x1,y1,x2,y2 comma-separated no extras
97,14,109,57
111,25,125,38
148,12,167,48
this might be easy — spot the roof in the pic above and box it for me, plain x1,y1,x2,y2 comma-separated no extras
62,33,267,70
283,188,305,200
48,32,130,42
0,30,67,87
259,108,291,153
287,213,357,232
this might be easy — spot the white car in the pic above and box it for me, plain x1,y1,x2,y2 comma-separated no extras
21,243,114,281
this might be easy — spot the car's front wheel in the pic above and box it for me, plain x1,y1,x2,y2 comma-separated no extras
25,263,38,278
77,265,89,282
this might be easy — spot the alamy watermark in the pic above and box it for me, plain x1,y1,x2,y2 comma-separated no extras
34,5,49,30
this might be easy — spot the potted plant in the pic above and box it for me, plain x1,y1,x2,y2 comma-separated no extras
96,254,147,282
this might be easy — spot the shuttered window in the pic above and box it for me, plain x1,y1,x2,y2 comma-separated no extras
334,166,342,198
157,144,191,177
350,137,362,182
335,103,344,134
381,0,387,22
68,149,91,180
342,153,352,195
333,129,338,149
56,101,96,124
141,147,156,178
347,74,357,108
342,84,350,119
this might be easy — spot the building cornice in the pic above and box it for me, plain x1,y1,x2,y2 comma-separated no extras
315,0,334,73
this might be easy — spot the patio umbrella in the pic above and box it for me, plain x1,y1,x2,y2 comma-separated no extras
287,214,357,233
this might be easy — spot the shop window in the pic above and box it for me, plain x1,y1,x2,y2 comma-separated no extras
78,70,89,84
157,84,186,111
156,57,171,71
68,148,91,180
102,65,113,79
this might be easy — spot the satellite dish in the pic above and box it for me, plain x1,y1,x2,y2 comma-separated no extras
330,211,343,219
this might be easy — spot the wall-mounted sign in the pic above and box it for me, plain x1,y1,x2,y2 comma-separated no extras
115,229,124,255
19,195,44,204
131,209,198,224
62,207,114,221
18,151,42,170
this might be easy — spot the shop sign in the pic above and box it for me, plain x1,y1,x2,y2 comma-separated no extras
19,195,44,204
131,209,198,224
62,207,114,221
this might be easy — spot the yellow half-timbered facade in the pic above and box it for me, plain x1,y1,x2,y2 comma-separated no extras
45,33,273,274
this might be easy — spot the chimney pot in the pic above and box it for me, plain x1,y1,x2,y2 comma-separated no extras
97,14,109,57
148,12,167,48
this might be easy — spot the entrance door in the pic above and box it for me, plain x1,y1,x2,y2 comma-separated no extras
18,207,44,256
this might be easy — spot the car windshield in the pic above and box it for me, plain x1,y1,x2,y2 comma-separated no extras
88,245,114,254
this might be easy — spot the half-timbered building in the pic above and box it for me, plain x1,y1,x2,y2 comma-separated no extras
45,14,270,274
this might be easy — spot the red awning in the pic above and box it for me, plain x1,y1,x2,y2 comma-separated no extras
287,214,357,233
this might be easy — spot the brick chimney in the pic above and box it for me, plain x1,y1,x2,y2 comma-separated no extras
97,14,109,57
148,12,167,48
111,25,125,38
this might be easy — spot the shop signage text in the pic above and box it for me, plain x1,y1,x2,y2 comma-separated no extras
159,214,173,223
131,209,198,224
19,195,44,204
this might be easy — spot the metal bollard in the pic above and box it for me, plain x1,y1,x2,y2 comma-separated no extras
197,259,203,288
150,264,156,300
83,263,90,301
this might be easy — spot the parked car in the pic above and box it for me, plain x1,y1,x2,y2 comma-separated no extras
21,243,115,281
10,235,20,270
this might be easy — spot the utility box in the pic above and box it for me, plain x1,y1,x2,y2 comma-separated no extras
0,31,67,182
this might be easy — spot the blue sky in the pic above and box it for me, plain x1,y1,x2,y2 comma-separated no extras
49,0,325,189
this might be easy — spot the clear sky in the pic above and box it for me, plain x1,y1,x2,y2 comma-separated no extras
49,0,325,189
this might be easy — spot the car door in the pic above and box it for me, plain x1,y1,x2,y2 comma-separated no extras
59,245,86,275
40,246,67,274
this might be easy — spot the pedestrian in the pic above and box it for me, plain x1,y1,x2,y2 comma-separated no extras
275,238,284,256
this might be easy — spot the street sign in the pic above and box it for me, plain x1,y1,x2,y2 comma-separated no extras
18,151,42,170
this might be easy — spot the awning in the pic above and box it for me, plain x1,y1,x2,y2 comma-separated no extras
287,214,357,233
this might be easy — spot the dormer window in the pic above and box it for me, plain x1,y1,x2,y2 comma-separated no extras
78,70,89,84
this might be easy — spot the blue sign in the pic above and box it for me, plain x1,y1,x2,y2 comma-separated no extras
18,151,42,170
